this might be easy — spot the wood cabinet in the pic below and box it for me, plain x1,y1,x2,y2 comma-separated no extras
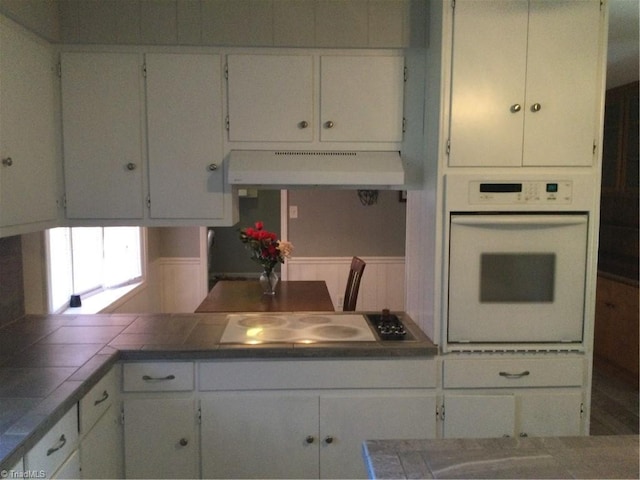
121,362,198,479
61,52,145,220
594,275,639,381
447,0,604,167
442,356,585,438
0,16,58,234
601,82,639,195
226,53,404,144
145,53,226,220
201,391,435,479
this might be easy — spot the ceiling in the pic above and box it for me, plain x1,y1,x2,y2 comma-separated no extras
607,0,640,88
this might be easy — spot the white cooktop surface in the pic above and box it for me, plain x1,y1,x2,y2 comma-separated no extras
220,313,376,344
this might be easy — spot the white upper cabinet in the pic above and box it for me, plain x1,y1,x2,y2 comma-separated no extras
145,53,225,220
61,52,145,219
319,55,404,143
0,17,58,232
227,54,314,142
226,53,404,145
448,0,604,167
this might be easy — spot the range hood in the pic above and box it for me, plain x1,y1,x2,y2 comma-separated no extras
227,150,405,188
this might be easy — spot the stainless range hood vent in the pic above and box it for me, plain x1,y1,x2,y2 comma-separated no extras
228,150,405,188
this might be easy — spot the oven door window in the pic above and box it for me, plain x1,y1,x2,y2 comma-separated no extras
480,253,555,303
448,214,588,344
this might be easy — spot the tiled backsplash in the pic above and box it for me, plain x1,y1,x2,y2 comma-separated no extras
0,236,24,328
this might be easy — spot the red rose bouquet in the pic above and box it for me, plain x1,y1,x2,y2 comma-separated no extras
239,221,293,273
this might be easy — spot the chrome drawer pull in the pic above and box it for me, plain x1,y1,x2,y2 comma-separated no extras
499,371,530,379
46,434,66,456
142,374,176,381
94,390,109,406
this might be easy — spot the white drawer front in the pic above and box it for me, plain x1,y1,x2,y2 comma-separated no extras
25,405,78,478
443,357,584,388
80,367,117,434
123,362,194,392
199,358,437,391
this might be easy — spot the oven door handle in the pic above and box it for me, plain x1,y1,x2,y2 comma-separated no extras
451,215,587,227
499,370,530,379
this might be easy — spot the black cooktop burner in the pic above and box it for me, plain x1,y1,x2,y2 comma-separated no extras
365,310,414,341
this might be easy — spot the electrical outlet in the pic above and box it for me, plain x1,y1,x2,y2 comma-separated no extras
289,205,298,219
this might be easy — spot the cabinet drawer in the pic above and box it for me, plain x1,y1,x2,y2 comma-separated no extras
443,357,584,388
80,367,117,434
199,358,436,391
123,362,194,392
24,405,78,478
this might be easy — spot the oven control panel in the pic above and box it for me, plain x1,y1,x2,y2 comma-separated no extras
469,180,573,205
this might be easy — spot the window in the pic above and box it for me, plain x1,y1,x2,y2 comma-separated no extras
46,227,143,313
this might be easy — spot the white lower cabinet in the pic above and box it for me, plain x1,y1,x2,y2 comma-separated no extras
123,397,199,479
200,391,436,479
24,405,79,479
122,361,198,479
442,356,585,438
78,367,122,479
198,358,437,479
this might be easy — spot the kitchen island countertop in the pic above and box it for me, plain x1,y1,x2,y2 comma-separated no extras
363,435,640,479
0,311,436,470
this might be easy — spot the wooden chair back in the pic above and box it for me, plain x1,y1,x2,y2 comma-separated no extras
343,256,366,311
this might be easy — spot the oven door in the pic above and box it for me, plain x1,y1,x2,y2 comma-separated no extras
447,214,588,343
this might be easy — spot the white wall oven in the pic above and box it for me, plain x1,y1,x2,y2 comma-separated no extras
443,174,596,351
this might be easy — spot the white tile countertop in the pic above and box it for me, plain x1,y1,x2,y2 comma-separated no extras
363,435,640,479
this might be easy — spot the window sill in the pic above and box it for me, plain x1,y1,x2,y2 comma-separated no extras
62,282,144,314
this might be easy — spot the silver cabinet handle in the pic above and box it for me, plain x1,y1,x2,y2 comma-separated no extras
46,434,67,456
179,438,188,446
1,157,13,167
126,162,137,171
142,374,176,381
324,120,334,129
499,371,530,379
324,435,334,444
530,103,542,112
510,104,521,113
305,435,315,444
94,390,109,406
299,120,309,129
208,163,218,171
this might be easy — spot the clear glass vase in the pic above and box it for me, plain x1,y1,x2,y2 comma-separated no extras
259,269,279,295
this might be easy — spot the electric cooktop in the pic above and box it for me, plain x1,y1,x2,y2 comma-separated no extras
220,313,377,344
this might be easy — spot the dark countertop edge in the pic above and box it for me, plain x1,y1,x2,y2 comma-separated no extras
0,312,437,471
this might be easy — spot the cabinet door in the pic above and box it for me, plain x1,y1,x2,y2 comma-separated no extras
201,393,319,479
123,398,198,479
320,55,404,142
0,17,58,228
518,392,583,437
52,449,80,480
448,0,528,167
146,53,225,219
523,0,602,166
319,393,436,479
227,54,313,142
61,52,145,219
80,406,123,479
443,394,515,438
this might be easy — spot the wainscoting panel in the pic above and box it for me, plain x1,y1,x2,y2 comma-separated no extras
285,257,405,311
159,257,207,313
